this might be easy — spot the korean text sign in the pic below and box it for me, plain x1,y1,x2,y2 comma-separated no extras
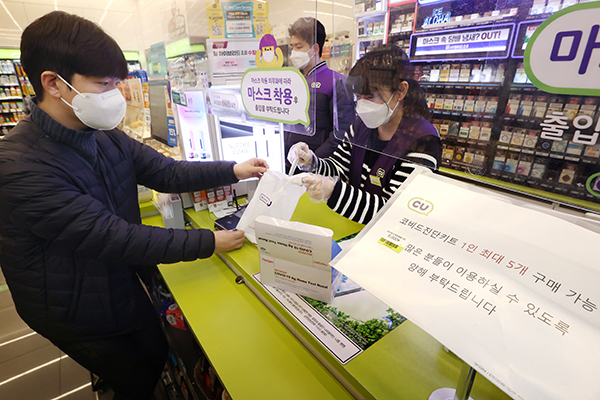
241,67,310,126
410,24,514,60
525,2,600,95
331,168,600,400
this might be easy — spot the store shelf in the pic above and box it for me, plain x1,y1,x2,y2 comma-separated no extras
432,109,495,119
0,97,22,101
421,82,502,88
439,167,600,213
357,34,386,40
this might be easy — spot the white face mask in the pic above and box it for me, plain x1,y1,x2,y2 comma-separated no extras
56,74,126,131
289,49,312,70
356,94,400,129
263,50,275,63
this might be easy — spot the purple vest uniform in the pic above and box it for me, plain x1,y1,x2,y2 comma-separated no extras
349,116,439,196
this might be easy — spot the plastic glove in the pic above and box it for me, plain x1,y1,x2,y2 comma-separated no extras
287,142,317,172
301,174,338,203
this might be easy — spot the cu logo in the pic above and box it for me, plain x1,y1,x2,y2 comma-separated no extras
408,197,434,216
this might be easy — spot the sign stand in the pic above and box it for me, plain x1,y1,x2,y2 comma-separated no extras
428,363,476,400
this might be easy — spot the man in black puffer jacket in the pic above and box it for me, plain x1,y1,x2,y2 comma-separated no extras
0,11,267,400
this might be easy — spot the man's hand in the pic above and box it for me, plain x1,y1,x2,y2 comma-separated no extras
233,158,269,180
213,229,245,254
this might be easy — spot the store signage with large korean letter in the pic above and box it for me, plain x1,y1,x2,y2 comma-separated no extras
241,67,310,125
525,2,600,95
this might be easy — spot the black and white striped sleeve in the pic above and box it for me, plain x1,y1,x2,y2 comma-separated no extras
325,135,441,224
313,130,353,182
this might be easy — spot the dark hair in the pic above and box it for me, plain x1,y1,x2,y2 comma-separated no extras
346,44,430,119
288,17,326,57
20,11,128,101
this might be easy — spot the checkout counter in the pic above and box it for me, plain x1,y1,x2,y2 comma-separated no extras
143,194,512,400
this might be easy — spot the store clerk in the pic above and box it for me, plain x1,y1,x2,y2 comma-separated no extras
0,11,267,400
289,45,441,224
284,17,355,169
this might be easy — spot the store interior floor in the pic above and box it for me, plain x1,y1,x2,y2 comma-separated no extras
0,268,99,400
0,269,171,400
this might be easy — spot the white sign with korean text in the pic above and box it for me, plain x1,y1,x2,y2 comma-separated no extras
525,2,600,95
206,38,259,84
331,168,600,400
241,67,310,125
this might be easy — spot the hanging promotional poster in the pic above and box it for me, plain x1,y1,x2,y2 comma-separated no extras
206,1,270,39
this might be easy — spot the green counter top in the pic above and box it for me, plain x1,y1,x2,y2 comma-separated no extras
149,194,513,400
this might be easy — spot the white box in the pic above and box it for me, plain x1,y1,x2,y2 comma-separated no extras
256,215,341,303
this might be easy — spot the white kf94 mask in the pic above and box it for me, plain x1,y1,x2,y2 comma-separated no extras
355,94,400,129
289,50,311,70
56,74,127,131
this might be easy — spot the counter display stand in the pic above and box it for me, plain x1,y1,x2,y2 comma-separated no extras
143,195,513,400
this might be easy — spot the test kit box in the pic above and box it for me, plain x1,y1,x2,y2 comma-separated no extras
255,215,341,303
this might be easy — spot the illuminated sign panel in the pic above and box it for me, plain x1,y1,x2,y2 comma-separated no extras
410,23,515,61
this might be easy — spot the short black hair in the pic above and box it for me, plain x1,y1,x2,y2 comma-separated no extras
346,44,430,119
288,17,326,57
20,11,128,101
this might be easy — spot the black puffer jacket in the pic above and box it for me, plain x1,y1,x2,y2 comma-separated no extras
0,103,238,342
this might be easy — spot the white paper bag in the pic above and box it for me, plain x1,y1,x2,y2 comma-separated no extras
237,170,306,244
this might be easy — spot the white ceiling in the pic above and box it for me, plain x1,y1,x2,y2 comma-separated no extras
0,0,358,55
0,0,143,51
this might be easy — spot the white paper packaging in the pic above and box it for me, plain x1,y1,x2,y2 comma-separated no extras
256,215,340,303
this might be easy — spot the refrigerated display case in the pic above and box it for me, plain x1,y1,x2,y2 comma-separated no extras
408,0,600,212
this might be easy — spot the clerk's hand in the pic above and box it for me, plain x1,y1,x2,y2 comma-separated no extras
234,158,269,180
214,229,245,254
287,142,314,169
301,174,338,203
